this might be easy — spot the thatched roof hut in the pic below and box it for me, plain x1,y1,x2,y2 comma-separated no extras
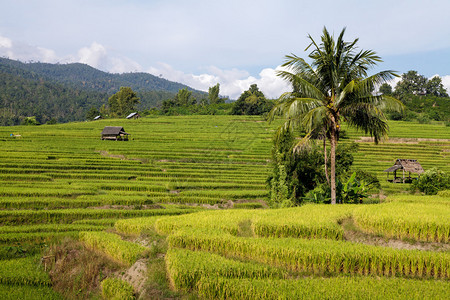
384,159,424,183
101,126,129,141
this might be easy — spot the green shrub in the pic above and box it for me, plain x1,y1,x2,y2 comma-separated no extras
101,278,135,300
412,168,450,195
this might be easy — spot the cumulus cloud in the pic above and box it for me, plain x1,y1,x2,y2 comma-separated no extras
0,36,12,48
148,63,290,99
0,35,142,73
77,42,108,69
75,42,142,73
441,76,450,93
0,34,58,63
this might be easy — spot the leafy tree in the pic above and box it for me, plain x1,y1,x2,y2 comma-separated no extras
231,84,272,115
86,106,100,120
270,27,404,204
174,88,196,106
379,83,393,95
426,76,449,97
108,87,140,117
208,83,224,105
22,116,40,125
160,88,197,114
394,71,427,98
394,71,448,99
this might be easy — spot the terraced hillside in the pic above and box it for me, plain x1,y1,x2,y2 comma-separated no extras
0,116,449,298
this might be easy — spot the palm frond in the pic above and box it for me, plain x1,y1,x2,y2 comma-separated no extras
342,102,389,144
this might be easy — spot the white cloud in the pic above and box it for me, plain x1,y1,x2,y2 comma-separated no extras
0,35,142,73
0,36,12,48
0,34,59,63
148,63,290,99
76,42,142,73
77,42,107,69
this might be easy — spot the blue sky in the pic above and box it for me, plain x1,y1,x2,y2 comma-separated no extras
1,0,450,98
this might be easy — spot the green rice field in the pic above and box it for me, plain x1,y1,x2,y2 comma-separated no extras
0,115,448,298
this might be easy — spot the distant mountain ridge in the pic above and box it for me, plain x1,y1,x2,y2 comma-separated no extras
0,57,202,94
0,57,205,125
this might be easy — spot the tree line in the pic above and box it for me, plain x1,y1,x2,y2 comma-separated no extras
379,71,449,123
86,83,275,120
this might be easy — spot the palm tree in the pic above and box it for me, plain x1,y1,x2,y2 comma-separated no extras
270,27,404,204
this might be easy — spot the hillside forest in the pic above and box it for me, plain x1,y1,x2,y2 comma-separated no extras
0,57,449,126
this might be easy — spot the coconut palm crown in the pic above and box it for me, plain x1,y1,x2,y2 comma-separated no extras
269,27,404,204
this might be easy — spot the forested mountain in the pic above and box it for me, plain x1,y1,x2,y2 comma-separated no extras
0,58,205,125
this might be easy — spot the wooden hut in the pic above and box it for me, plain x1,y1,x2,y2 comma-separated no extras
384,159,424,183
126,112,141,119
101,126,129,141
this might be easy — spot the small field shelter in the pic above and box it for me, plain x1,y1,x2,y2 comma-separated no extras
383,159,424,183
101,126,129,141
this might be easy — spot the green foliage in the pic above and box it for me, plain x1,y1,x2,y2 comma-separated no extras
412,168,450,195
208,83,224,105
46,118,57,125
395,71,428,98
267,129,324,207
0,57,206,124
231,84,273,115
21,116,40,126
85,106,100,120
334,142,358,176
108,87,140,117
426,76,449,97
101,278,135,300
268,129,359,206
395,71,448,100
304,169,379,204
351,169,381,192
341,172,368,204
379,83,393,95
270,27,404,204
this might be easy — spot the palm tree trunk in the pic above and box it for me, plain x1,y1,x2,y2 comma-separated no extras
324,138,329,184
330,125,337,205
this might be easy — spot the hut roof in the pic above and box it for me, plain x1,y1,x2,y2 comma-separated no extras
126,112,140,119
383,159,424,174
101,126,129,135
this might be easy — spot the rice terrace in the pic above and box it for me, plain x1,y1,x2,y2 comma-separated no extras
0,114,449,299
1,5,450,298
